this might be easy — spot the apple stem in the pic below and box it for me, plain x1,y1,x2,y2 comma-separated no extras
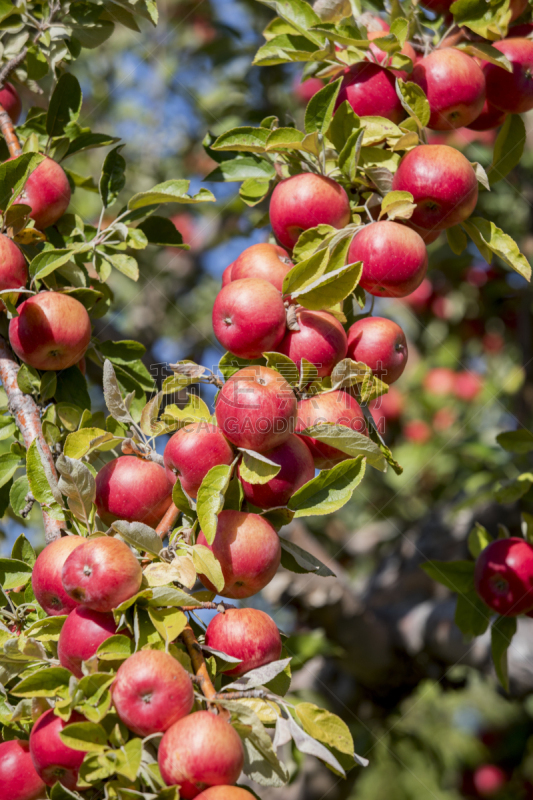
155,502,180,539
0,337,63,543
0,103,22,157
181,625,230,717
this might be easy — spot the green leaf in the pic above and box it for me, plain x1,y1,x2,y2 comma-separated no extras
110,521,162,557
263,352,299,386
128,180,215,209
0,558,33,591
491,615,517,691
99,145,126,209
447,225,468,255
450,0,513,39
63,428,118,460
421,559,476,592
104,253,139,281
197,463,235,544
212,127,271,153
458,42,512,71
26,439,62,506
265,127,306,152
65,132,120,158
296,703,354,756
0,452,20,489
327,101,361,153
462,218,531,281
56,454,95,522
59,721,109,752
29,246,91,281
468,522,492,558
305,78,342,135
46,74,83,137
256,0,322,41
280,538,335,577
12,667,71,697
240,178,272,206
379,190,416,222
282,247,329,297
496,429,533,453
191,545,225,593
0,153,45,213
96,634,134,661
11,533,36,566
299,423,386,470
115,737,143,781
148,607,187,643
288,456,366,517
239,450,281,485
136,216,186,247
396,80,430,129
455,589,491,637
488,115,526,185
292,260,363,310
205,157,276,183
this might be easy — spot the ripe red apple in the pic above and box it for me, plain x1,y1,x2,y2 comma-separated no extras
347,316,408,384
400,277,433,311
12,156,71,229
473,764,507,797
238,433,315,509
349,221,428,297
164,422,234,498
230,243,293,292
423,367,456,396
212,278,286,359
335,62,405,123
454,371,483,401
269,173,351,250
0,233,27,309
0,82,22,123
9,292,91,371
0,739,46,800
62,536,142,612
159,710,244,798
508,21,533,36
58,606,119,678
484,38,533,113
112,650,194,737
95,455,172,527
196,510,281,599
403,419,431,443
278,309,348,378
222,262,234,287
411,48,485,130
205,607,282,677
296,390,366,469
392,144,478,230
474,537,533,615
466,99,507,131
215,365,298,453
31,535,85,617
196,788,256,800
29,710,86,790
294,75,324,103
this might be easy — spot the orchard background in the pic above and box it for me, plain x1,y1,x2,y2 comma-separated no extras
1,0,533,798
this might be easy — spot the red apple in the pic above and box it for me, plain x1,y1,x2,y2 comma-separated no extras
95,455,173,527
484,38,533,113
294,75,324,103
392,144,478,230
31,535,85,617
423,367,455,396
0,82,22,123
366,32,416,78
474,537,533,615
222,262,234,287
269,173,351,250
335,62,405,123
466,99,507,131
411,48,485,130
347,316,408,384
349,221,428,297
164,422,234,498
215,365,298,453
0,739,46,800
473,764,507,797
238,433,315,509
433,407,457,431
195,788,256,800
508,21,533,36
403,419,431,443
112,650,194,737
58,606,119,678
196,510,281,599
159,710,244,798
0,233,27,310
296,390,367,469
62,536,142,612
29,710,86,790
212,278,286,359
278,309,348,378
230,243,293,292
400,277,433,311
205,607,282,677
369,385,404,426
9,292,91,371
12,156,71,229
454,370,483,401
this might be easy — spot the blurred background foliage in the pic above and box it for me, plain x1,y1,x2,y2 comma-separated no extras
4,0,533,797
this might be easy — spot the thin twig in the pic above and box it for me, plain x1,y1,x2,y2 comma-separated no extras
0,51,28,90
155,502,180,539
181,625,230,718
